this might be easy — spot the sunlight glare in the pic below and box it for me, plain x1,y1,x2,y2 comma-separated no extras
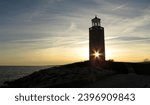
93,51,101,58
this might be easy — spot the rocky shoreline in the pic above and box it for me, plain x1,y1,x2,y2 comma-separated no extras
1,61,115,88
1,61,150,88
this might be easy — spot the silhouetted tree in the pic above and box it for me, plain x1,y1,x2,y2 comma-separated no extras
144,58,149,62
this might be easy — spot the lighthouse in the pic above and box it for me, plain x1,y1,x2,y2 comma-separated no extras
89,16,105,64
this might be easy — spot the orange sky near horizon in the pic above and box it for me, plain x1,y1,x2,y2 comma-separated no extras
0,45,149,66
0,0,150,65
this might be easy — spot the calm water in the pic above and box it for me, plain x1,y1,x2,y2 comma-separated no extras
0,66,52,86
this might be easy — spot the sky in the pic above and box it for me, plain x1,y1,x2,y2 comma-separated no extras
0,0,150,65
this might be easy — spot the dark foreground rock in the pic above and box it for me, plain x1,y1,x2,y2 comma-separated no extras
1,61,115,88
1,61,150,88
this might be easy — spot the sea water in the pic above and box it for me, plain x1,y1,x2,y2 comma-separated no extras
0,66,52,86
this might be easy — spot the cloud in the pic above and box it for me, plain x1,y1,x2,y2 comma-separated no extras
108,36,150,42
112,4,126,11
0,0,150,64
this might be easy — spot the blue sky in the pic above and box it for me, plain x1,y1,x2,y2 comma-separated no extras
0,0,150,65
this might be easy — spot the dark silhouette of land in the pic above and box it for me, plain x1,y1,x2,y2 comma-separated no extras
1,61,150,88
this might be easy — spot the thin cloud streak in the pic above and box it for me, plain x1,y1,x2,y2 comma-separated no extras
112,4,126,11
0,0,150,65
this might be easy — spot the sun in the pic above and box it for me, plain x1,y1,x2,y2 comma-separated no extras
93,51,101,58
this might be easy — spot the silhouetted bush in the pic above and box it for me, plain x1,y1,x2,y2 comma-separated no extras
108,59,114,62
